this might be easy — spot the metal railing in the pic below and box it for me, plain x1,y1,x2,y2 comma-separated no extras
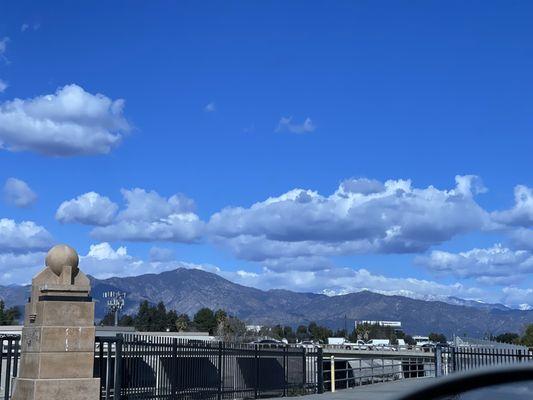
0,335,19,400
323,354,435,392
95,334,323,400
437,345,533,375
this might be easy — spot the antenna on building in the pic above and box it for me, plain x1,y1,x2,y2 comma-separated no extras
103,291,126,326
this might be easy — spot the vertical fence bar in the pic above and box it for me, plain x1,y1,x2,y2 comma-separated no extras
171,338,177,400
434,345,442,377
114,336,123,400
330,355,335,393
254,345,259,399
302,347,306,391
217,341,223,400
4,339,13,400
317,348,324,394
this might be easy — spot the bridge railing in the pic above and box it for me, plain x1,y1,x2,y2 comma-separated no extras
437,345,533,376
0,335,20,400
94,334,324,400
322,354,435,392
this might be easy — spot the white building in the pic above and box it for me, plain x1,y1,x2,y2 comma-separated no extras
412,335,430,345
355,320,402,329
246,324,263,333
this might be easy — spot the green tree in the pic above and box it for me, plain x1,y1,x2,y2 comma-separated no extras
495,332,520,345
0,300,20,325
99,311,116,326
296,325,308,340
307,321,332,342
193,308,217,334
521,324,533,347
428,332,447,344
133,300,173,331
175,314,191,332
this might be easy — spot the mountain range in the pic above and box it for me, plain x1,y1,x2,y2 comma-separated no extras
2,267,533,337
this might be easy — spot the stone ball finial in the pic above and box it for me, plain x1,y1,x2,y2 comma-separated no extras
45,244,79,276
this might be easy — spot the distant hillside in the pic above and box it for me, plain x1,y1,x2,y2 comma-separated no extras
2,268,533,337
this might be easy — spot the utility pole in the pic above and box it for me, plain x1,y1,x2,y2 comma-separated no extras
344,314,347,336
103,291,126,326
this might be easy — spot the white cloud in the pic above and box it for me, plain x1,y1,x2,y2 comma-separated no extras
81,242,196,279
0,251,45,284
416,244,533,281
276,116,315,134
209,175,488,263
56,192,118,226
492,185,533,228
149,246,175,262
0,84,130,156
509,228,533,251
21,23,39,32
204,102,216,112
0,79,7,93
91,188,204,243
3,177,37,207
222,266,485,302
0,37,8,58
0,218,53,253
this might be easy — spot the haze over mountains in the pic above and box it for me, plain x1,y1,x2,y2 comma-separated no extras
2,268,532,337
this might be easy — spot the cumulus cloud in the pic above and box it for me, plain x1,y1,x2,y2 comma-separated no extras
0,218,53,253
91,188,204,243
209,175,488,264
81,242,201,279
56,192,118,226
149,246,175,262
204,102,216,112
509,228,533,251
492,185,533,228
276,116,315,134
3,178,37,207
0,251,45,284
0,84,130,156
416,244,533,282
0,79,7,93
222,266,485,302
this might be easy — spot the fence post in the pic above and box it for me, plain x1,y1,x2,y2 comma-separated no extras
282,347,287,397
330,355,335,393
302,347,306,390
5,338,13,400
171,338,178,400
113,336,123,400
317,348,324,394
434,345,442,377
450,346,456,372
254,345,259,399
217,341,223,400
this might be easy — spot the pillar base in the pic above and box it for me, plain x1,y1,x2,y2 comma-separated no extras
11,377,100,400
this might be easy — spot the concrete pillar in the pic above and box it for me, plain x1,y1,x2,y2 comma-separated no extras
11,244,100,400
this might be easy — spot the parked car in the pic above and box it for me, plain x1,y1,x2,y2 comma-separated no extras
344,340,368,350
251,339,287,348
421,343,436,352
297,340,321,349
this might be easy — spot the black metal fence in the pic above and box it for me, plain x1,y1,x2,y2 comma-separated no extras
4,332,532,400
437,345,533,376
94,334,323,400
323,354,436,391
0,335,19,400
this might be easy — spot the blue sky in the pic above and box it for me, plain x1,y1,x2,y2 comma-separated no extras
1,1,533,308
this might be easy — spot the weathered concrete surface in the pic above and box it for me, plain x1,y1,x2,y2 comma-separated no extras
289,378,434,400
11,245,99,400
